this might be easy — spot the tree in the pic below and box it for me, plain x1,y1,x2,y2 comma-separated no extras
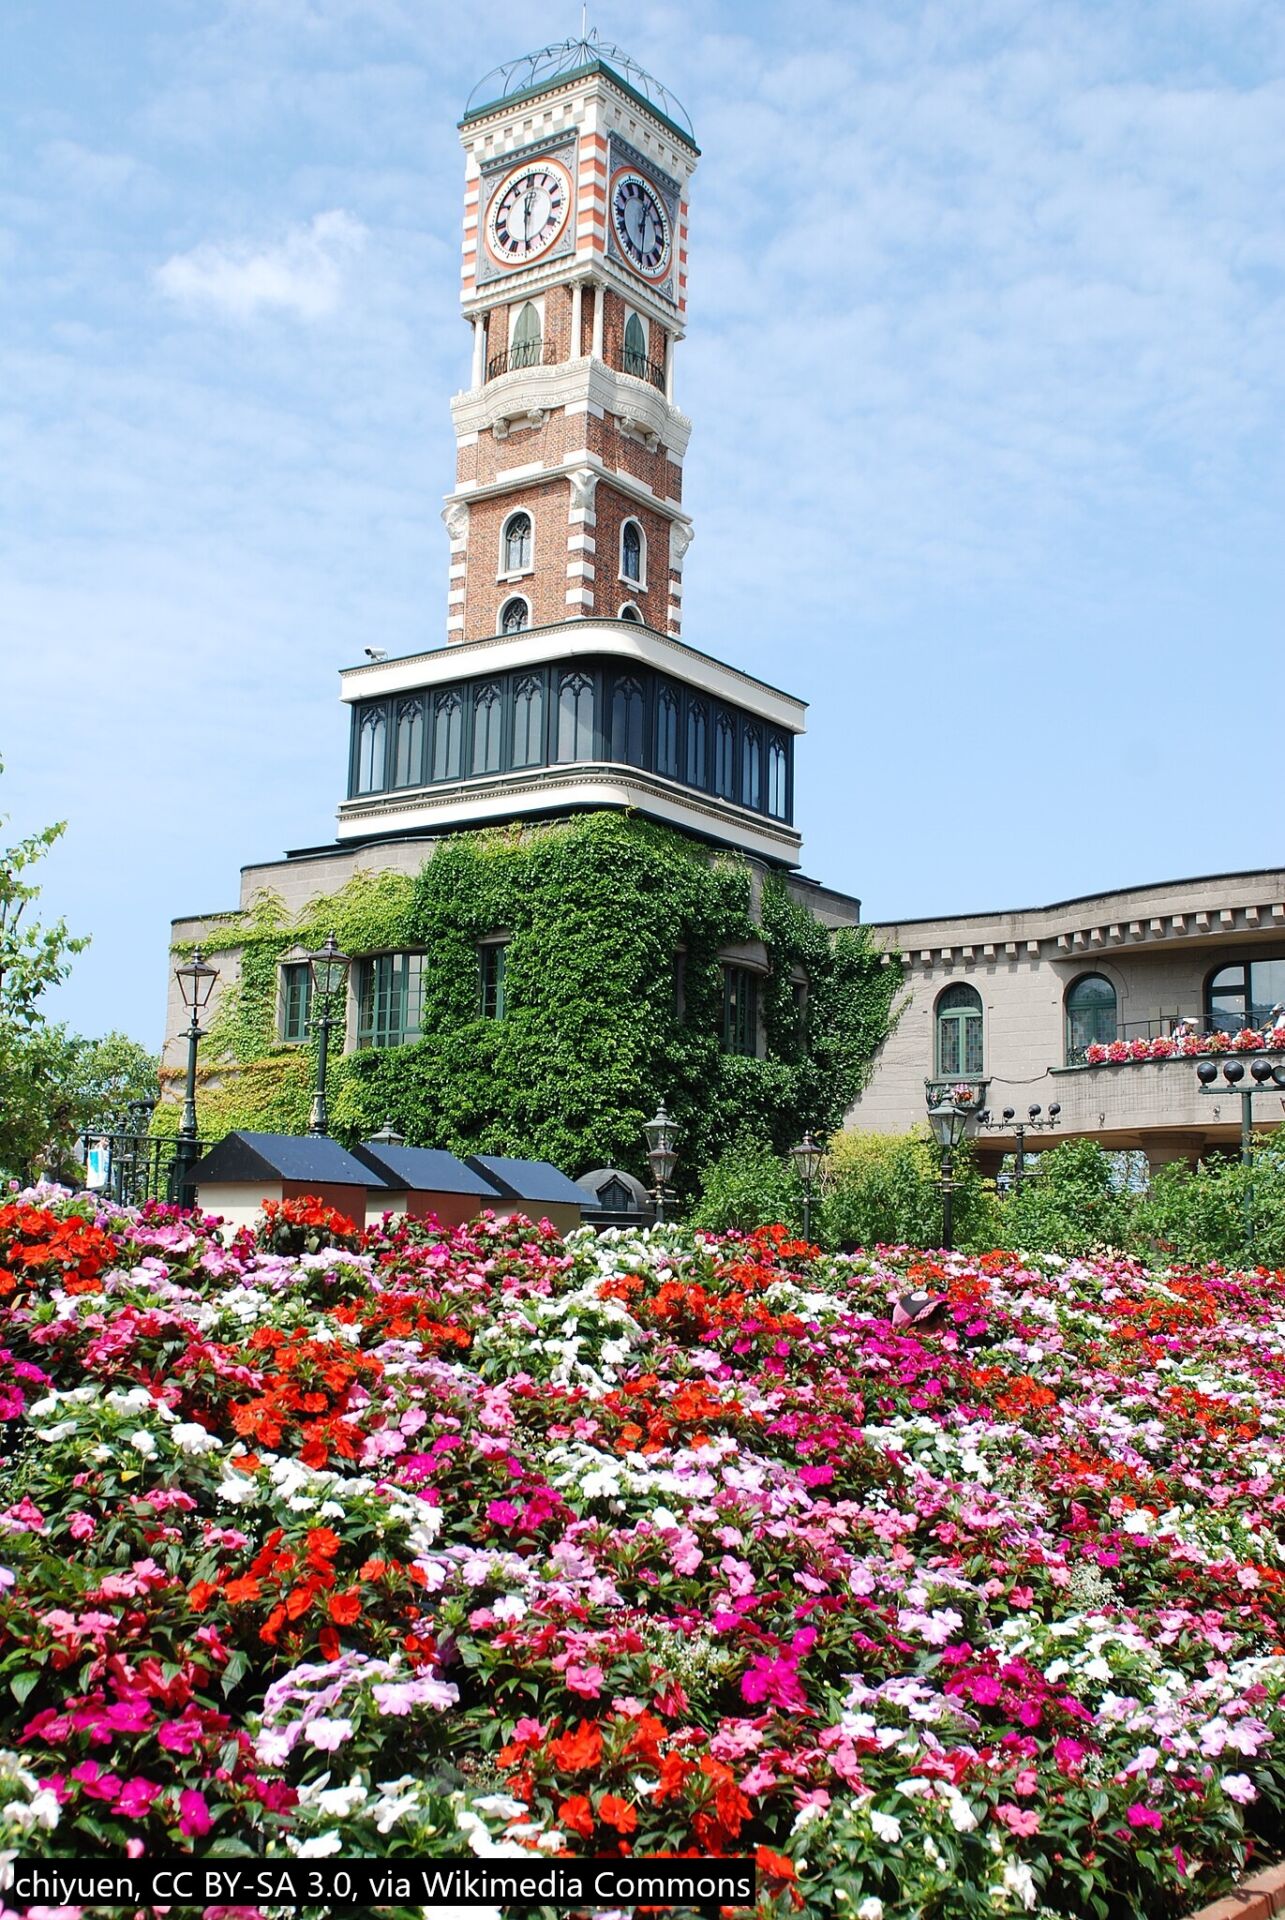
0,757,91,1178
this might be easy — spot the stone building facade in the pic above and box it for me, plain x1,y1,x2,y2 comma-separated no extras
847,870,1285,1169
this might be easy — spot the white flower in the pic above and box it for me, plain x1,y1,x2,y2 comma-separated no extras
491,1594,527,1622
870,1810,902,1843
294,1830,342,1856
1222,1772,1257,1804
858,1902,884,1920
171,1422,222,1454
315,1780,368,1818
1000,1860,1037,1909
128,1430,157,1457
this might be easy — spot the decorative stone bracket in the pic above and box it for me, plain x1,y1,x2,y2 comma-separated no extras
493,408,549,441
617,412,661,452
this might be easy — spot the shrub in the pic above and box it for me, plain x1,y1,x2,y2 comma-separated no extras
821,1128,996,1251
995,1138,1134,1255
690,1129,803,1234
1134,1140,1285,1267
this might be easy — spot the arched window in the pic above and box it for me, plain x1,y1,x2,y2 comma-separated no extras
472,683,502,774
610,677,644,767
502,511,532,574
623,311,647,379
936,983,983,1078
686,701,707,788
1066,973,1118,1062
741,727,761,810
1207,957,1285,1034
392,698,425,788
512,673,545,767
767,738,788,819
621,518,644,585
619,602,643,623
500,596,529,634
656,686,679,778
356,707,386,794
713,713,735,798
510,301,541,370
431,691,462,782
557,672,595,762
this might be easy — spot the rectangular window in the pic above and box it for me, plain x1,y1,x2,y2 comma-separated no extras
357,953,424,1049
280,963,312,1043
479,944,507,1020
722,966,758,1056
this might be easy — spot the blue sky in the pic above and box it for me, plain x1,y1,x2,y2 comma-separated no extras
4,0,1284,1051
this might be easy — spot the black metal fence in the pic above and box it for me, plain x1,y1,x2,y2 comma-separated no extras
78,1128,206,1209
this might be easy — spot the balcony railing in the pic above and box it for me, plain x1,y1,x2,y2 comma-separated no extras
1067,1012,1285,1067
622,348,667,392
486,340,558,380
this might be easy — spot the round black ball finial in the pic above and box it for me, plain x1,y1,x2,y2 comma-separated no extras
1197,1060,1218,1085
1251,1057,1273,1083
1223,1059,1245,1084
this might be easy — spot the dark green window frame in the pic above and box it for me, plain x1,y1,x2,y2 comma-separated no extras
722,965,758,1056
280,963,312,1044
1065,973,1117,1062
479,943,507,1020
935,982,983,1077
357,952,424,1049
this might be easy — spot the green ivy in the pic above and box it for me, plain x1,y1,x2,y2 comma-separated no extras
164,814,900,1187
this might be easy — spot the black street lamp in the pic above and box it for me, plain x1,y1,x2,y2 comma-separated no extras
174,947,219,1205
976,1103,1061,1191
643,1102,680,1222
306,931,352,1137
925,1086,982,1251
1196,1055,1285,1255
790,1131,824,1242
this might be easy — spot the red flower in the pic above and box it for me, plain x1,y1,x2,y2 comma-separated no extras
558,1794,595,1839
328,1590,361,1626
597,1793,638,1834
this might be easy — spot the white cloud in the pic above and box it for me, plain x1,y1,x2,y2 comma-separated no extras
155,209,367,320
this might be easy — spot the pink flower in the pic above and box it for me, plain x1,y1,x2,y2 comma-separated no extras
1013,1768,1038,1797
1127,1804,1163,1831
564,1662,605,1698
115,1778,161,1819
178,1787,212,1835
741,1654,808,1713
68,1513,96,1542
994,1803,1040,1837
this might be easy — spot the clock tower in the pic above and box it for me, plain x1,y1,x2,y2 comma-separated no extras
333,35,808,872
445,32,697,640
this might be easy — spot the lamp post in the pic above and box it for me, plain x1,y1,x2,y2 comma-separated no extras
924,1085,982,1251
791,1131,824,1243
643,1101,680,1222
306,931,352,1137
174,947,219,1205
976,1102,1061,1191
1196,1055,1285,1256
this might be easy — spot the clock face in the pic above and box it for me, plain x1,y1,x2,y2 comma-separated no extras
610,167,673,281
485,159,572,267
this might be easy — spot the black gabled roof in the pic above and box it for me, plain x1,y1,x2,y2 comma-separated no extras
351,1143,499,1198
465,1154,599,1207
189,1131,392,1188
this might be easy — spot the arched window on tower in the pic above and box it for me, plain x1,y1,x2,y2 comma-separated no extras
502,510,532,574
500,596,529,634
431,692,462,782
393,698,425,788
512,673,545,768
621,518,644,586
510,301,542,371
610,677,645,767
623,311,647,379
557,672,596,762
935,983,984,1078
656,687,679,778
619,603,643,623
713,714,735,799
767,738,788,819
356,707,386,794
686,701,708,789
741,727,761,810
1065,974,1118,1063
472,683,502,775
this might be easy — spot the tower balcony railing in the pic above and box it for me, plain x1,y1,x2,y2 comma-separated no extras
622,348,667,392
486,340,558,380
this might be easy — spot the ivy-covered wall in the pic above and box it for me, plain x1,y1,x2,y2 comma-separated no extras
162,814,901,1188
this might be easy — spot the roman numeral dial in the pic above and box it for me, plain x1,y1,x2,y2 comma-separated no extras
610,168,672,281
485,159,572,266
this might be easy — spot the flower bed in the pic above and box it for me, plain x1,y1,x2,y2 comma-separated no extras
1084,1025,1285,1065
2,1191,1285,1918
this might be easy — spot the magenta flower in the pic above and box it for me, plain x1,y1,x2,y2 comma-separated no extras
1127,1804,1163,1831
178,1787,212,1835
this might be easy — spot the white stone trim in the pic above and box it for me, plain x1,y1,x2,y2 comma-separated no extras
496,592,532,634
341,618,808,733
451,354,691,457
